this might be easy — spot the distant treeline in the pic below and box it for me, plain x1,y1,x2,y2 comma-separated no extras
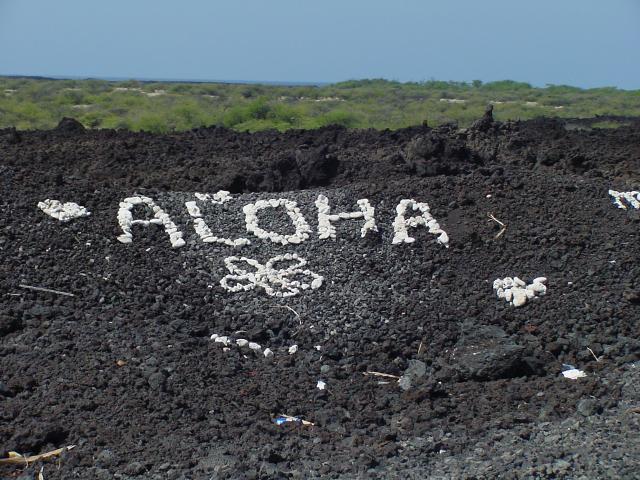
1,77,639,132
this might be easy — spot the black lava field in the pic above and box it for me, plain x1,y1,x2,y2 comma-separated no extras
1,114,640,479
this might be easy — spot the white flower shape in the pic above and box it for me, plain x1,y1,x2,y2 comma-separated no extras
220,253,323,297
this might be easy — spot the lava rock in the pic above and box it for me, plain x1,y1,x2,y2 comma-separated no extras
55,117,85,134
446,325,534,380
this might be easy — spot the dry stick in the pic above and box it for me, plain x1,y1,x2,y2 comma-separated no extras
363,371,400,379
0,445,76,466
487,213,507,239
587,347,602,362
417,340,424,355
18,285,75,297
272,305,302,325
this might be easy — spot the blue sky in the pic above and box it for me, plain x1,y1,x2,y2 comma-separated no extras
1,0,638,88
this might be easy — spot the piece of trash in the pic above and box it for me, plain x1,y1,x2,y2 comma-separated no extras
562,368,587,380
316,380,326,390
288,345,298,355
273,414,314,426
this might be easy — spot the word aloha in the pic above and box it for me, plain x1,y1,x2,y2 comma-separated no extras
116,191,450,249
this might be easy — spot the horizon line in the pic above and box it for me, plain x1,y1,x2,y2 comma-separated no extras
0,73,635,91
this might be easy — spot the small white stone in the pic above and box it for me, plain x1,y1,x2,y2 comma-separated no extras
236,339,249,347
249,342,261,351
263,348,274,359
288,345,298,355
317,380,326,390
512,288,527,307
504,289,513,302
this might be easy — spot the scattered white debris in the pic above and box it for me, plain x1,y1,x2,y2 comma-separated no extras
562,368,587,380
439,98,466,104
195,191,232,205
524,101,539,106
263,348,274,359
243,199,311,245
288,345,298,355
493,276,547,307
220,254,323,297
608,190,640,209
117,195,185,248
38,199,90,222
392,199,449,247
316,380,326,390
248,342,262,351
314,345,322,351
315,195,377,239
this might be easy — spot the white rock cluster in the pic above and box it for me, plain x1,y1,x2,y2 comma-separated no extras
609,190,640,209
391,199,449,247
38,199,90,222
243,199,311,245
210,334,294,359
220,253,323,297
493,276,547,307
315,194,377,239
117,196,185,248
187,191,250,247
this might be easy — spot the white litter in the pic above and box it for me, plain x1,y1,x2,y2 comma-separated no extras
288,345,298,355
263,348,274,359
609,190,640,209
316,380,326,390
562,368,587,380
